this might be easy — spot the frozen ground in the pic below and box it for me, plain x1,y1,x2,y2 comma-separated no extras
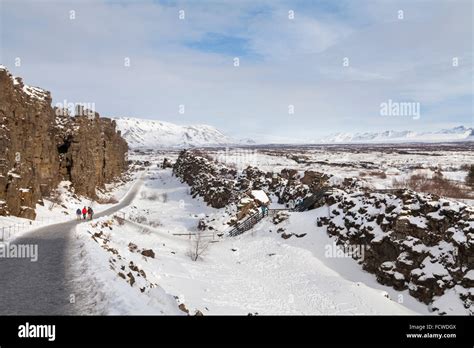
2,145,471,315
205,144,473,206
206,144,473,189
75,165,426,315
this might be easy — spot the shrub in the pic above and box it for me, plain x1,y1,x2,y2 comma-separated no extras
131,215,148,224
359,171,387,179
392,172,469,198
114,215,125,225
187,233,210,261
159,193,168,203
466,165,474,188
146,192,159,201
148,220,162,228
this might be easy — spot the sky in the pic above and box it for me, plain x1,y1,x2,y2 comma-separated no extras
0,0,472,142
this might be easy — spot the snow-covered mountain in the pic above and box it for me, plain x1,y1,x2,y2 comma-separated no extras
316,126,474,144
113,117,237,148
113,117,472,148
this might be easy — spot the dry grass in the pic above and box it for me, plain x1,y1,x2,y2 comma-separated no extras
359,170,387,179
466,164,474,188
113,215,125,225
392,172,471,199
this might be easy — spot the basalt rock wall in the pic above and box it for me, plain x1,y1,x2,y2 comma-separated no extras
0,66,128,218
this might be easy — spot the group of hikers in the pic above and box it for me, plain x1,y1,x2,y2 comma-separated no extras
76,206,94,220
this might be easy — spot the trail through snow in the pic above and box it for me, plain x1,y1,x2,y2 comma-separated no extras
0,176,144,315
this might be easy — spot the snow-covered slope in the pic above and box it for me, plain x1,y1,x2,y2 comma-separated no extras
113,117,236,148
317,126,474,144
75,165,422,315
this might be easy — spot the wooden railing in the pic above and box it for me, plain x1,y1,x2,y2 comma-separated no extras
228,209,268,237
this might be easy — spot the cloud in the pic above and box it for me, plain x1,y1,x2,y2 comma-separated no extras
0,0,471,142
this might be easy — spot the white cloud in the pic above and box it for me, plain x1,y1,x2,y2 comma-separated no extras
1,0,471,142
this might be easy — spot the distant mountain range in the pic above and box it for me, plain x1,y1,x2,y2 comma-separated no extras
113,117,237,148
315,126,474,144
113,117,473,148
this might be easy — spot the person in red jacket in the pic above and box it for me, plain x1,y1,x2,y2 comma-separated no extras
82,206,87,220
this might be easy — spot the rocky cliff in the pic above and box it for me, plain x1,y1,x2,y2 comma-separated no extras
55,110,128,198
0,66,128,218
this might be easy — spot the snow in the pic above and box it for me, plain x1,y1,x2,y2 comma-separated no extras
112,117,239,149
427,211,444,220
419,257,450,279
317,126,473,144
70,160,427,315
431,287,470,315
250,190,269,204
0,173,140,243
7,171,21,179
385,167,401,175
404,216,428,229
2,147,470,315
22,85,47,100
451,229,467,244
71,218,182,315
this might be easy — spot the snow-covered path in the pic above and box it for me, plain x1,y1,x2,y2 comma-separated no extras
0,176,144,315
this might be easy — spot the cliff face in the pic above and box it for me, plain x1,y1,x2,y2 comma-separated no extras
55,111,128,198
0,66,128,218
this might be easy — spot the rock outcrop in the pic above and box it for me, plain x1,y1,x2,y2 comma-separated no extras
0,66,128,218
173,150,238,208
173,150,330,211
317,189,474,314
